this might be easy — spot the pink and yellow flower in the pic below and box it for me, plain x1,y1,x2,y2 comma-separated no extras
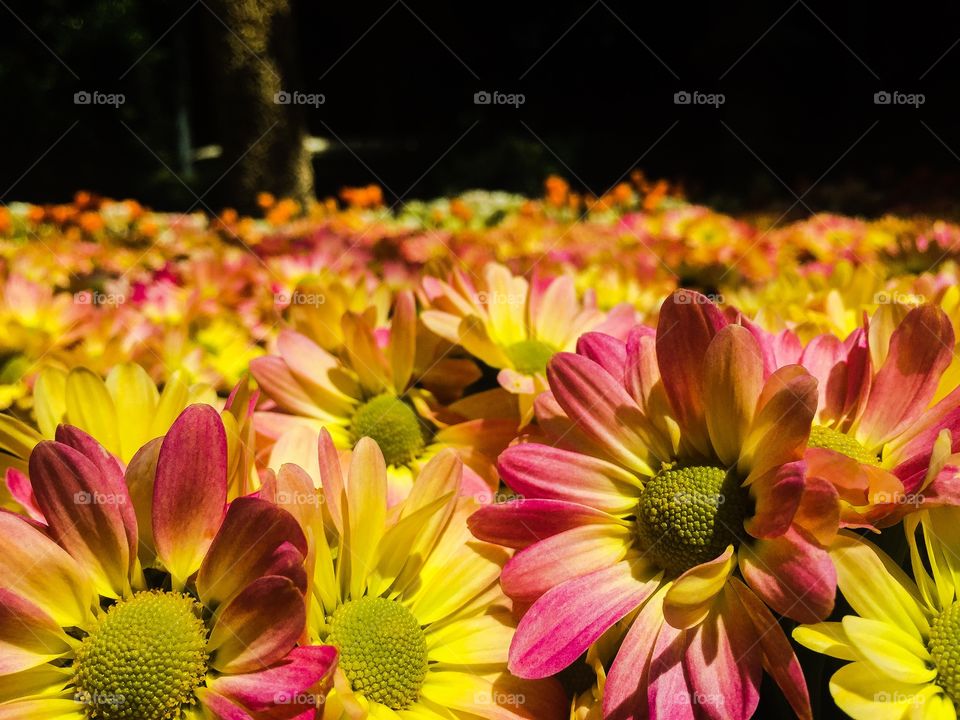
420,263,635,424
0,404,335,718
252,290,513,503
471,290,835,720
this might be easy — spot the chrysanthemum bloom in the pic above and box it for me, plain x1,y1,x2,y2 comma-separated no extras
260,430,567,719
252,290,513,503
420,263,635,424
0,404,336,719
471,290,834,720
747,302,960,530
794,507,960,719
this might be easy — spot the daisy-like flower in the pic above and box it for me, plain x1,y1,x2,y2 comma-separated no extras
252,290,512,503
470,290,834,720
794,506,960,719
747,302,960,530
0,404,336,719
259,430,568,719
420,263,635,424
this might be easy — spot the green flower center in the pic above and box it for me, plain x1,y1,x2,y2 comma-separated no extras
634,465,748,576
807,425,880,465
350,393,426,467
73,591,207,719
930,602,960,703
504,339,556,375
325,597,428,710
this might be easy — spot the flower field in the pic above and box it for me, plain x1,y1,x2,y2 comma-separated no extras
2,175,960,719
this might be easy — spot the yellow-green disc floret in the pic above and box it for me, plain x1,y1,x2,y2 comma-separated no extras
930,601,960,703
505,339,556,375
350,393,427,467
325,597,428,710
634,465,748,576
807,425,880,465
73,591,208,719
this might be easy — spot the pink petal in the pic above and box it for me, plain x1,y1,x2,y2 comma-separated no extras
498,444,642,514
468,498,619,549
576,332,627,382
703,325,763,466
209,646,337,716
209,576,306,674
547,353,654,475
647,619,694,720
509,559,661,678
153,404,228,585
501,524,631,601
744,461,805,539
603,586,668,720
857,305,954,447
682,584,761,720
656,289,727,456
799,334,845,419
739,528,836,623
730,578,813,720
29,440,132,598
197,497,307,610
5,468,42,522
55,425,138,574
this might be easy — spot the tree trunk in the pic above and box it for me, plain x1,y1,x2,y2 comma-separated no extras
205,0,313,212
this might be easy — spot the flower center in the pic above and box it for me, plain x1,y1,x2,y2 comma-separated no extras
930,602,960,703
325,597,428,710
807,425,880,465
504,339,556,375
350,393,426,467
73,591,207,719
634,465,748,576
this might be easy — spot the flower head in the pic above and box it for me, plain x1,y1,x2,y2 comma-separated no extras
0,405,335,718
471,290,835,719
260,430,567,719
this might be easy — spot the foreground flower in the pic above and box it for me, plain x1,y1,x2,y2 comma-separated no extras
0,404,335,718
794,508,960,719
253,290,512,502
420,263,635,423
261,430,567,719
471,290,833,720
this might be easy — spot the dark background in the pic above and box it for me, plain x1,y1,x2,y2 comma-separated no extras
3,0,960,216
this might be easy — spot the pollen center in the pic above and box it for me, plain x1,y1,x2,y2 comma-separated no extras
930,602,960,703
325,597,428,710
350,393,426,467
807,425,880,465
634,465,747,576
504,339,556,375
73,591,208,719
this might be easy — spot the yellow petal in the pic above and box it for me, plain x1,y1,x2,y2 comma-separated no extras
792,622,857,661
64,368,120,456
33,367,67,439
841,615,935,684
105,363,159,462
663,545,735,628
